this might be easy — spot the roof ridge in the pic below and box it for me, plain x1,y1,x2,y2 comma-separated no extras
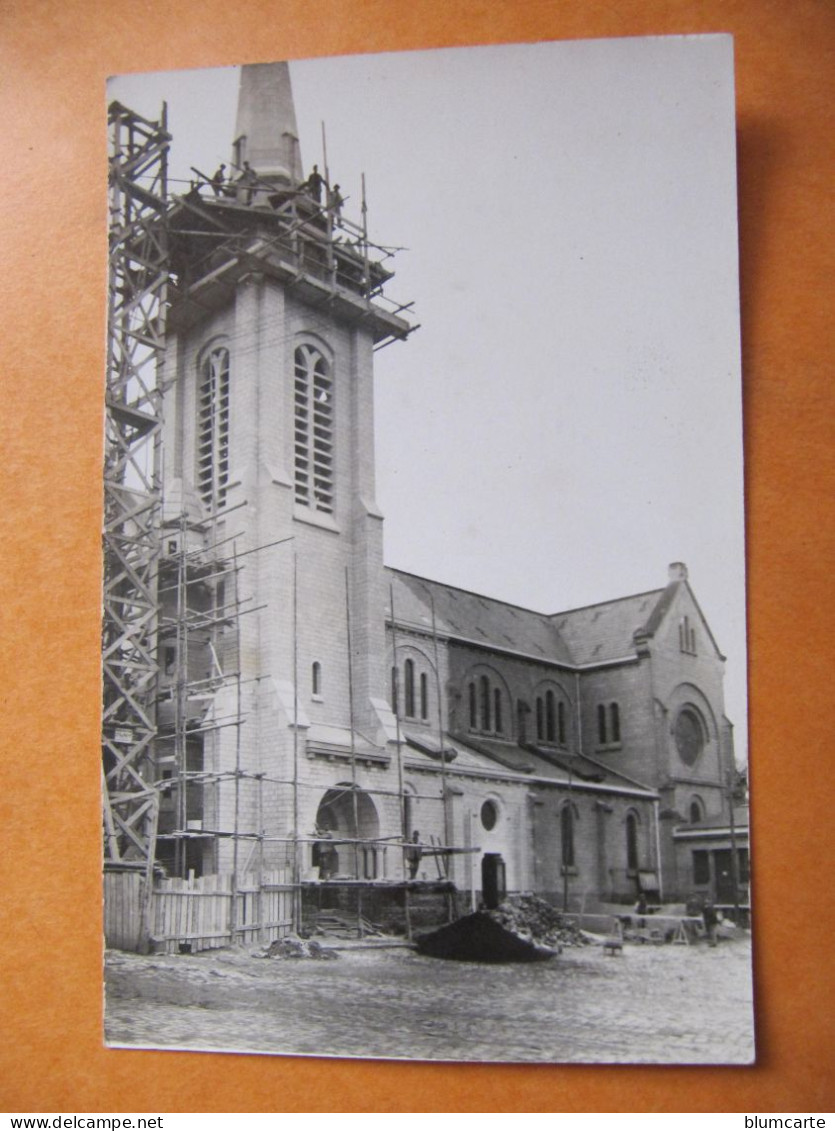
387,566,556,620
551,587,666,618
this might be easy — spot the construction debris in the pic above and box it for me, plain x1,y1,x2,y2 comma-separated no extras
257,936,338,960
415,894,586,963
486,894,588,949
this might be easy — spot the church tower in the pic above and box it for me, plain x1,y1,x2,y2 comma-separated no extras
158,62,412,877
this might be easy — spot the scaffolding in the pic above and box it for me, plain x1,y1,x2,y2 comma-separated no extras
103,107,472,952
102,102,170,907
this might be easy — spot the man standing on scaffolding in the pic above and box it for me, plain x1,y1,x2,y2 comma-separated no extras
313,828,338,881
327,183,344,222
305,163,325,204
239,161,258,206
405,830,423,881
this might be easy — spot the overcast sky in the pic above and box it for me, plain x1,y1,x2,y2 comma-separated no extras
109,35,748,761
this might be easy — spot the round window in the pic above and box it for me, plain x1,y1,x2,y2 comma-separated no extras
674,708,704,765
480,799,499,831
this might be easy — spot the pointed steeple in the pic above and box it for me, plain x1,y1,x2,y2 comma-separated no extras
232,62,304,185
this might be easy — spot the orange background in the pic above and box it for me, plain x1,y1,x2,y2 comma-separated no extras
1,0,833,1114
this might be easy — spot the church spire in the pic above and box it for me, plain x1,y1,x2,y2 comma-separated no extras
232,62,304,185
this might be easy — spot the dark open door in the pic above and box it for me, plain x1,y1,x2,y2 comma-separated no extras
713,849,735,903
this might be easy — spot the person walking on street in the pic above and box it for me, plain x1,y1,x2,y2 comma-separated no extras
703,900,719,947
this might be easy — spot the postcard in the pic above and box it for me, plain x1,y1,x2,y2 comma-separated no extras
104,35,752,1063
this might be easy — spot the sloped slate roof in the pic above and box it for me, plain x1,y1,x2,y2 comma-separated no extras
386,569,574,664
450,734,657,795
549,588,667,665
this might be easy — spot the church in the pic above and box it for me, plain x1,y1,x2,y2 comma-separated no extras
151,61,744,916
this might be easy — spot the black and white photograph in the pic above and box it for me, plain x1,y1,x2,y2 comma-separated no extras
103,35,753,1064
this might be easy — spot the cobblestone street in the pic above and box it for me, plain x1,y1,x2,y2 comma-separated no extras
105,935,755,1064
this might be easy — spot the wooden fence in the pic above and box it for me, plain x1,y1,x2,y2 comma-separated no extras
104,869,294,954
104,869,144,952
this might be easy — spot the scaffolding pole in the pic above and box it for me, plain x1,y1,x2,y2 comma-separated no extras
103,102,170,910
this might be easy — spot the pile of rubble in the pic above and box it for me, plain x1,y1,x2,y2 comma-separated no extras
486,894,588,949
255,936,338,960
416,894,587,963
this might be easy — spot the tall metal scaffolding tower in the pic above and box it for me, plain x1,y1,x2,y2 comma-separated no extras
102,102,170,891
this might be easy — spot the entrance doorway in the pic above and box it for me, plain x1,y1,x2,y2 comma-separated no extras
315,784,380,879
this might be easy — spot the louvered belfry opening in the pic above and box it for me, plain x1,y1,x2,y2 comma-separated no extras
294,343,333,514
197,345,230,509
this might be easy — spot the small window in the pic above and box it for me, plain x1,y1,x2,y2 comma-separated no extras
679,616,697,655
689,797,704,823
311,661,322,697
391,666,398,712
536,697,544,741
557,700,566,746
481,799,499,831
468,682,477,729
597,703,607,745
420,672,429,721
164,645,176,675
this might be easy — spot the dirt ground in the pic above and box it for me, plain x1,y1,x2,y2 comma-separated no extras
104,934,755,1064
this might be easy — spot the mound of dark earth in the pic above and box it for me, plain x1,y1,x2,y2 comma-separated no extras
415,894,586,963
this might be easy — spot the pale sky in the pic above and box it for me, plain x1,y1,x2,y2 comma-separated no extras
109,35,748,761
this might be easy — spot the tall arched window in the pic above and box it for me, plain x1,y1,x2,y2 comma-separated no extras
626,812,639,872
404,659,415,717
561,806,575,869
468,682,477,729
558,700,566,746
493,687,503,734
311,661,322,696
536,697,544,741
610,702,621,743
480,675,491,731
545,690,556,743
294,343,333,513
597,702,621,746
197,345,230,508
420,672,429,721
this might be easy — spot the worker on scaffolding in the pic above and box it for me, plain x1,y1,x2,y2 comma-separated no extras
327,183,344,222
210,163,227,196
239,160,258,205
313,827,338,881
405,829,423,881
305,164,325,204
